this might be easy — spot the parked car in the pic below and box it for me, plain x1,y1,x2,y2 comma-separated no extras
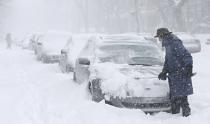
36,31,71,63
73,35,171,113
175,32,201,53
21,33,43,51
59,34,93,73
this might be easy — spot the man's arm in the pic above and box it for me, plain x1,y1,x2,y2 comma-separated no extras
158,56,168,80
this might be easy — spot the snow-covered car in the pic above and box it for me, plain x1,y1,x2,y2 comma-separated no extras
36,31,71,63
73,35,171,113
21,33,43,51
59,34,94,73
175,33,201,53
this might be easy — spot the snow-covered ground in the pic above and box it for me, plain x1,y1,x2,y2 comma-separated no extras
0,34,210,124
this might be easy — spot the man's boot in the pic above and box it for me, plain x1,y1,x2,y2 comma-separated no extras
182,106,191,117
171,97,181,114
181,96,191,117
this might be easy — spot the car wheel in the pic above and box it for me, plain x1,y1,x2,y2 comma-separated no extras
89,79,104,102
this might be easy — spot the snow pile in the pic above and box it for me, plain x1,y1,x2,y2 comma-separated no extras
91,63,144,98
90,62,168,98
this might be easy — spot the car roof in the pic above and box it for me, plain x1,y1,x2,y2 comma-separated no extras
78,35,163,59
97,36,157,48
101,34,144,40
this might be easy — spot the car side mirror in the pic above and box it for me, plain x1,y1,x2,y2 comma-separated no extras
78,58,90,65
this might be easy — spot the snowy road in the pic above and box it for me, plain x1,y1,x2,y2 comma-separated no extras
0,36,210,124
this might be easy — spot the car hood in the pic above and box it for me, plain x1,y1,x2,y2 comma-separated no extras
89,63,169,98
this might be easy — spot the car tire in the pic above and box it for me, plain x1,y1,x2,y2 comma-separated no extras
89,79,104,102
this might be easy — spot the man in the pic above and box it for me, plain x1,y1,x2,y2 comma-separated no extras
154,28,193,117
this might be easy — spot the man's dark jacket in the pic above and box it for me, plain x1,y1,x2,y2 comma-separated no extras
162,34,193,98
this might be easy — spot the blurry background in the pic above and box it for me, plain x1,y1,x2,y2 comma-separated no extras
0,0,210,39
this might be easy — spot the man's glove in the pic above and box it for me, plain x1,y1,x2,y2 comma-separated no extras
186,65,193,77
158,71,167,80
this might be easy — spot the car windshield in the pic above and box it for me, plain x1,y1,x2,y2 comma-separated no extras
97,44,163,65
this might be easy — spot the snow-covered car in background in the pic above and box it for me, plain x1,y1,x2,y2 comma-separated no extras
73,35,171,113
175,32,201,53
21,33,43,51
59,34,94,73
36,31,71,63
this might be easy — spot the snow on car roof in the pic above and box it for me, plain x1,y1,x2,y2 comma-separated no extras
101,34,144,41
99,34,154,43
99,36,156,47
